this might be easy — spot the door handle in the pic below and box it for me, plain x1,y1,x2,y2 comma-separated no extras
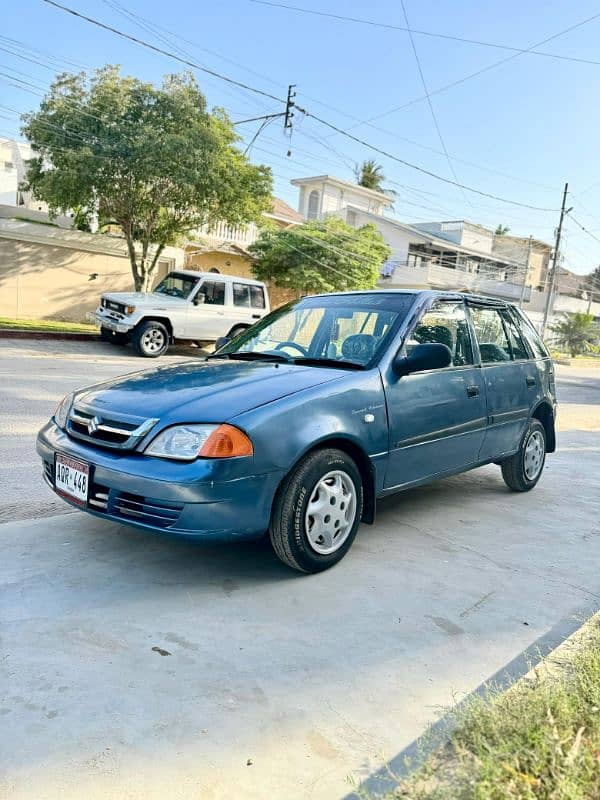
252,313,261,319
526,376,536,387
466,385,480,398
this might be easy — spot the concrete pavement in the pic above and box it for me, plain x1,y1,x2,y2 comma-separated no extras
0,342,599,799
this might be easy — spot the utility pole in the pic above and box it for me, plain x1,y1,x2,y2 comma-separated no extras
519,235,533,308
541,182,570,338
586,266,599,313
284,84,296,132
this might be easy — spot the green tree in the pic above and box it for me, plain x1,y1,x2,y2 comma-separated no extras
22,66,272,291
494,224,510,236
354,159,387,192
550,312,599,356
249,216,391,295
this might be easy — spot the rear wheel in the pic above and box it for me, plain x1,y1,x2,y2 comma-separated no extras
501,418,546,492
132,320,169,358
269,448,363,573
227,325,248,340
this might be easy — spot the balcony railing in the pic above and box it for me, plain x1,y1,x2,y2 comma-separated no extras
195,221,260,247
380,261,531,302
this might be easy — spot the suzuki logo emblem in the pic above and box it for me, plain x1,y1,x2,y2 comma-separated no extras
87,416,101,435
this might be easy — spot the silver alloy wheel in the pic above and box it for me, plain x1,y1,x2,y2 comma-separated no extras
305,469,357,555
524,430,544,480
142,327,166,354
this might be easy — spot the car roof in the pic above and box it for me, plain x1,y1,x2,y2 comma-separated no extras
171,269,266,286
305,289,514,307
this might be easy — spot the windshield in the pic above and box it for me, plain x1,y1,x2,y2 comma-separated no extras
216,293,416,367
153,272,199,299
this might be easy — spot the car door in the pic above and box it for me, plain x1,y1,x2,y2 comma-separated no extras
227,282,265,329
383,299,487,490
467,302,532,461
185,278,227,339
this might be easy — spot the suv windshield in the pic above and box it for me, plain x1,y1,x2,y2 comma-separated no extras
216,293,416,367
153,272,199,299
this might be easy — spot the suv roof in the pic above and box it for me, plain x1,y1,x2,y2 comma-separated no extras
173,270,266,287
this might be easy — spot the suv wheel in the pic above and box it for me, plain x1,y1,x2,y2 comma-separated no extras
132,321,169,358
501,418,546,492
227,325,248,340
269,448,363,573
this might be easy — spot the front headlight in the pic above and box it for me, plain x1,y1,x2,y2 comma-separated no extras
54,393,74,430
145,424,253,461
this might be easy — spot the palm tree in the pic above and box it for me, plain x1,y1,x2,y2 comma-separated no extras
354,160,386,192
494,224,510,236
550,312,599,357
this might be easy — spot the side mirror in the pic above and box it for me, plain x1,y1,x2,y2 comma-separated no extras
194,292,206,306
215,336,231,351
393,343,452,377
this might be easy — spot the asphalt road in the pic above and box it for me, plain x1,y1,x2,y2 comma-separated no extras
1,340,599,799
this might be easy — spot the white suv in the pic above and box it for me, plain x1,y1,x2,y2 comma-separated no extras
95,270,270,357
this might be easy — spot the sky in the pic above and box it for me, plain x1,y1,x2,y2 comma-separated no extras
2,0,600,275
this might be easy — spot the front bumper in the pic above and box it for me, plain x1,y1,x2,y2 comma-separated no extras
37,421,284,542
95,308,133,334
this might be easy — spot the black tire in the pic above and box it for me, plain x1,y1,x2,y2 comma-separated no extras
100,326,127,345
501,418,546,492
269,448,363,573
227,325,248,340
132,320,169,358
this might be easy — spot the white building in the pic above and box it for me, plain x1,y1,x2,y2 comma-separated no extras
0,137,46,211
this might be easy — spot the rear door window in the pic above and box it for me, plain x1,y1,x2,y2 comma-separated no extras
513,310,549,359
469,306,512,363
500,310,529,360
233,283,251,307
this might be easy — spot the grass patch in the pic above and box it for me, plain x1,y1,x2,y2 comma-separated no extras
0,317,96,333
378,615,600,799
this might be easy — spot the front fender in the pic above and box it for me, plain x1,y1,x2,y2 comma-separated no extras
231,369,390,495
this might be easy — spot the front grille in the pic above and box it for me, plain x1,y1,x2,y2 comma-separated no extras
113,492,183,529
66,407,158,451
88,483,109,511
101,298,125,314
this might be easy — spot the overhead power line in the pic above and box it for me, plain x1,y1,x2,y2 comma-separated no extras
250,0,600,67
398,0,471,207
37,0,559,212
40,0,286,104
569,215,600,246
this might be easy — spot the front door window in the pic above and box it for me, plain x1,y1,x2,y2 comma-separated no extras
406,301,473,366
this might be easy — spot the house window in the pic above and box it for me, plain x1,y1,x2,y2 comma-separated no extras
307,190,320,220
4,161,14,170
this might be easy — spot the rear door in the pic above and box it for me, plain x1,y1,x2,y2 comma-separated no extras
467,302,532,460
383,299,487,489
227,282,267,329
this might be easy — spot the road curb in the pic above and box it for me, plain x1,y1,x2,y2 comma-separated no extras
343,599,600,799
0,328,99,341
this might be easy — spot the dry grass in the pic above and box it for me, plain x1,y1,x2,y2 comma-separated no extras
0,317,96,333
375,615,600,799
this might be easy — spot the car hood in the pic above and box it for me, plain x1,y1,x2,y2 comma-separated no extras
73,358,348,423
102,292,185,307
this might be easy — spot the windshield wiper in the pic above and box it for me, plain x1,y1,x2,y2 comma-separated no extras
210,351,291,363
292,357,364,370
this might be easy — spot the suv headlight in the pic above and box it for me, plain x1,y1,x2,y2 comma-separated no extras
145,424,253,461
54,393,74,430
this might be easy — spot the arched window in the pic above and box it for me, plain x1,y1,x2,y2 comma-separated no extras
307,189,320,220
209,267,220,273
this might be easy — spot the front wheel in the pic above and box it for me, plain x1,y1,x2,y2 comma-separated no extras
269,448,363,573
501,418,546,492
132,321,169,358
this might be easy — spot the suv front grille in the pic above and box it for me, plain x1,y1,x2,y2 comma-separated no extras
101,298,126,314
67,407,158,451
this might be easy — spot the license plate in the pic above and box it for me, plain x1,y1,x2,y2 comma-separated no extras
55,453,90,505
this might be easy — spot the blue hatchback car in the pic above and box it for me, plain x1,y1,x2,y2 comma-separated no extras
37,290,556,573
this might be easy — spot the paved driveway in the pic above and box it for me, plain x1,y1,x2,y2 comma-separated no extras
1,342,599,799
